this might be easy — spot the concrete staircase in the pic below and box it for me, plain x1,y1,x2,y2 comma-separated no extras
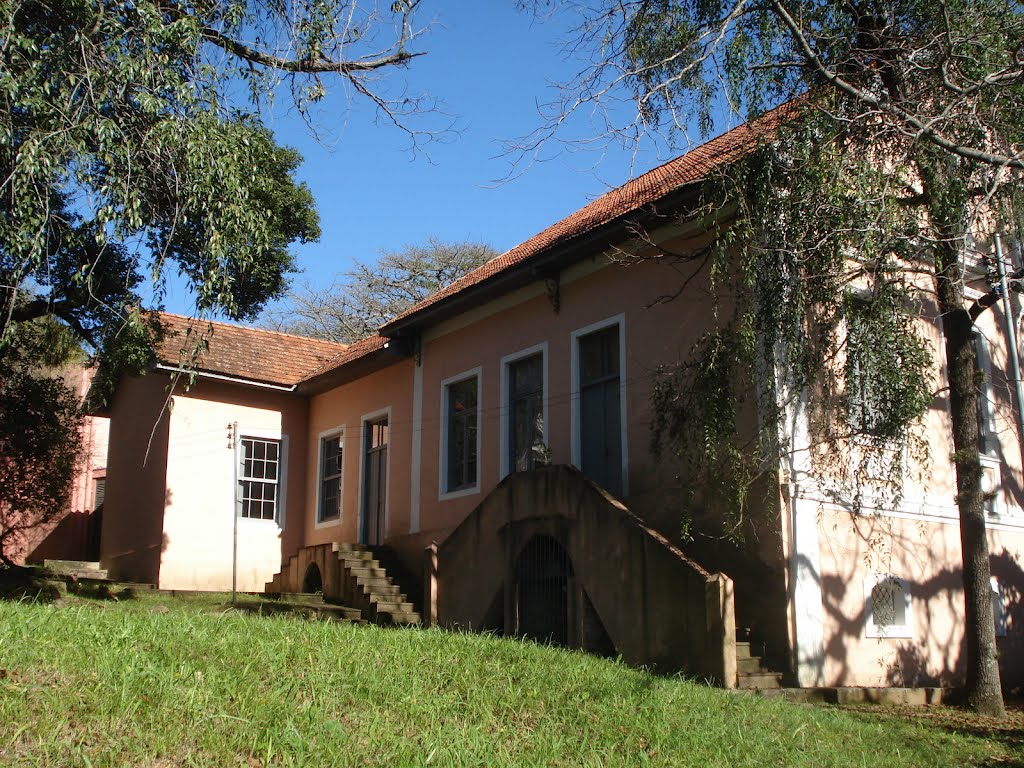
44,559,108,580
336,544,420,626
244,592,366,624
735,638,785,690
264,543,420,627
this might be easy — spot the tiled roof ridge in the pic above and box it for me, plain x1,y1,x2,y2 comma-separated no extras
154,311,349,352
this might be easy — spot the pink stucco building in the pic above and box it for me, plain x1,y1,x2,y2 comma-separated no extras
101,111,1023,692
6,366,109,565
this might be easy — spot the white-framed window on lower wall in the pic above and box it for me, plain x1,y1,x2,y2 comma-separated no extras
317,428,344,525
440,368,481,499
239,435,281,522
864,574,913,638
992,577,1008,638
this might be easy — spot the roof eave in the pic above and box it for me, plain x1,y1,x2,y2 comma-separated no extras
296,344,410,395
378,181,708,339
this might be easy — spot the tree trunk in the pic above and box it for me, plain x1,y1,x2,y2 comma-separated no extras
929,199,1006,717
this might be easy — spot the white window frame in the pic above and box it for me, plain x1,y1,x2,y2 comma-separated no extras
358,407,392,545
972,331,998,459
864,573,913,639
570,314,629,496
992,576,1008,638
500,342,549,479
315,426,345,528
236,428,287,528
439,367,482,500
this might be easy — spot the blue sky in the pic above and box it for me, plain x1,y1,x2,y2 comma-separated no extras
167,2,697,317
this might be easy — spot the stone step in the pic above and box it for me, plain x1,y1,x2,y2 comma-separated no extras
65,571,110,581
737,671,784,690
376,610,421,626
361,588,407,604
354,575,399,591
306,603,363,621
735,641,765,660
347,566,391,579
270,592,327,605
342,561,382,573
236,598,363,623
336,543,370,553
370,596,416,613
44,559,103,573
737,656,768,674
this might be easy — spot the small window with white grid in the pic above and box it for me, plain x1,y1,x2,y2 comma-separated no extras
239,437,280,521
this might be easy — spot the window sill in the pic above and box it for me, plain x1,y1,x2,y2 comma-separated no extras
238,517,282,530
439,484,480,502
315,517,341,530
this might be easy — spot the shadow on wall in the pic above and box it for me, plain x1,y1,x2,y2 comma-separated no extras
26,506,103,563
433,465,736,684
817,510,1024,691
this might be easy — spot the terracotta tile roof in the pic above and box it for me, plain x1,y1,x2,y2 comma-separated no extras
142,104,789,392
153,313,348,387
382,100,803,332
301,334,390,381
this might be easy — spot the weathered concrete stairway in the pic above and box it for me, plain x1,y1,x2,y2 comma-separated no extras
44,559,108,580
264,543,420,627
735,638,784,690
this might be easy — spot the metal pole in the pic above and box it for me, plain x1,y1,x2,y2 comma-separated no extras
231,421,239,605
994,235,1024,470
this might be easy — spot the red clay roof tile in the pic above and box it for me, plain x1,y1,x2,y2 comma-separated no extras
154,313,348,387
381,101,801,332
151,104,799,388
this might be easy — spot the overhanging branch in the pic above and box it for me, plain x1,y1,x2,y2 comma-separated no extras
200,26,425,75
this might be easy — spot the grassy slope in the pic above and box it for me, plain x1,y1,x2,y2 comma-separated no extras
0,593,1015,767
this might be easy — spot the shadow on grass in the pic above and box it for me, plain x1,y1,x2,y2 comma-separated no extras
0,565,63,602
841,699,1024,767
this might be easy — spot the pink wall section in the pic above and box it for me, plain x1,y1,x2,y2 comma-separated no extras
814,507,1023,687
304,360,414,548
102,373,171,584
97,228,1024,690
102,373,309,590
301,249,735,551
13,366,109,565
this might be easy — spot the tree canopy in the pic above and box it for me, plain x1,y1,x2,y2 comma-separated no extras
266,238,498,343
0,1,429,562
1,0,429,360
529,0,1024,715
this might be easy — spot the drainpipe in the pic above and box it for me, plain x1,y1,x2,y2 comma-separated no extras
230,421,239,605
994,235,1024,470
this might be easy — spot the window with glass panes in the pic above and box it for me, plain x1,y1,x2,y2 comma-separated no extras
578,324,623,495
239,437,280,521
319,433,343,522
446,376,478,492
508,354,544,473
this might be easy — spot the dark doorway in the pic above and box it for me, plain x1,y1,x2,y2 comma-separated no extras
513,536,574,646
302,563,323,594
361,417,389,545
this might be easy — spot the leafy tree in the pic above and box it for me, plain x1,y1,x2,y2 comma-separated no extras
528,0,1024,715
0,319,86,568
1,0,429,360
266,238,498,342
0,0,429,563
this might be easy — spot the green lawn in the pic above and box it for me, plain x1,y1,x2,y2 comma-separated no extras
0,587,1019,767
